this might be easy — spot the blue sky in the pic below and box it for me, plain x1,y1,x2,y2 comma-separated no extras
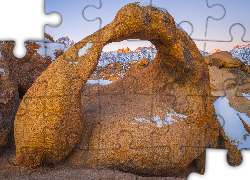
45,0,250,53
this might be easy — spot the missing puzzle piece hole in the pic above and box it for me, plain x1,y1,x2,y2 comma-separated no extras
0,0,62,58
189,149,249,180
13,41,27,59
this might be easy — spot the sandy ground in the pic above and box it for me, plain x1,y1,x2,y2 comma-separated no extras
0,144,187,180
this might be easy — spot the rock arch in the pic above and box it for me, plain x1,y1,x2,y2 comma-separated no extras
14,2,240,176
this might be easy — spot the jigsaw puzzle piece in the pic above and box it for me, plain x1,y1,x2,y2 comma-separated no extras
204,1,250,52
204,46,250,163
14,78,84,168
150,120,206,174
214,86,250,149
150,88,222,175
189,149,250,180
82,0,103,30
151,0,225,41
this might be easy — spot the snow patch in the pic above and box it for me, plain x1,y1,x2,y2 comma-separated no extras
0,68,5,76
45,43,65,62
86,79,113,86
0,51,2,59
230,47,250,65
78,41,92,57
134,111,187,127
164,110,187,125
242,93,250,100
198,49,211,56
44,37,53,42
213,97,250,149
32,41,65,62
135,118,152,125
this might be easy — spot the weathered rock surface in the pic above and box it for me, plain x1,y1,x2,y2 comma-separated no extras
130,57,150,75
205,51,244,68
14,2,239,178
0,145,187,180
206,51,250,92
92,61,126,81
206,51,250,162
1,39,52,99
0,44,20,150
0,34,58,152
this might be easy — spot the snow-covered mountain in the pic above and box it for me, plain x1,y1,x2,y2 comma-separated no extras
98,47,157,67
35,35,250,67
199,49,211,56
230,44,250,65
55,36,76,48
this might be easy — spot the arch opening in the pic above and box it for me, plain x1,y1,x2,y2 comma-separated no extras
85,39,157,87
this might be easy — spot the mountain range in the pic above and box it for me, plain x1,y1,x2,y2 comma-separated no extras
54,36,250,66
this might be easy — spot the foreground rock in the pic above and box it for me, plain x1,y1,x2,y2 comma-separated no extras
14,2,239,178
0,145,187,180
0,34,59,152
206,51,250,152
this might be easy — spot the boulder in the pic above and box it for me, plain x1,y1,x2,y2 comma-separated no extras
14,2,239,177
206,51,250,92
207,51,244,68
138,57,150,69
130,57,151,75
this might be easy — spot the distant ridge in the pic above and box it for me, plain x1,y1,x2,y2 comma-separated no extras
55,36,76,47
53,36,249,65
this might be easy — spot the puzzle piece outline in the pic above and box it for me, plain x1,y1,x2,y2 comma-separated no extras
1,0,249,179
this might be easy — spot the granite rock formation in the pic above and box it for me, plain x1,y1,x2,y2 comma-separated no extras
0,34,59,152
14,2,240,177
206,51,250,152
206,51,250,92
130,57,151,75
205,51,244,68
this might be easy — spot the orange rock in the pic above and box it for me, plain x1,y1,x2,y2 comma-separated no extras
129,61,139,75
207,51,250,92
211,51,244,68
138,57,150,69
14,3,238,177
129,58,150,75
